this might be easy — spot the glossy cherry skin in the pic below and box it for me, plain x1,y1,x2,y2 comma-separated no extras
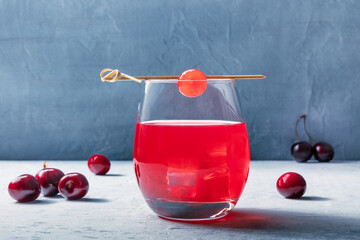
177,69,207,97
276,172,306,199
58,173,89,200
35,168,65,196
291,141,312,162
313,142,334,162
88,154,111,175
8,174,41,202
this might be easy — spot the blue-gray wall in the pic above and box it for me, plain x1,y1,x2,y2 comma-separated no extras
1,1,359,160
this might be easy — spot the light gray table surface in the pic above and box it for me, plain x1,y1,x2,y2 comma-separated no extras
0,160,359,240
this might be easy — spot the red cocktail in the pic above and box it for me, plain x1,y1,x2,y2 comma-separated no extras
133,120,250,219
133,70,251,220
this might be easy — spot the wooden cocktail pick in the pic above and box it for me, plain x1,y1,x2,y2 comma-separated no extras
100,68,266,83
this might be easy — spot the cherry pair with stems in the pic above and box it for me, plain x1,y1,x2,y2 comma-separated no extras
291,114,334,162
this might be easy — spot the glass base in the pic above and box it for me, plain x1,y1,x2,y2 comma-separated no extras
145,198,236,221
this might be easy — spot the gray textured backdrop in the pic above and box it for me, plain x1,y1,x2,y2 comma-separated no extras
1,1,359,160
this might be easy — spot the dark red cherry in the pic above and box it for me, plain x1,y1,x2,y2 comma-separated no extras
300,114,335,162
313,142,334,162
88,154,111,175
177,69,207,97
8,174,41,202
292,114,313,162
35,162,65,196
277,172,306,199
58,173,89,200
291,141,312,162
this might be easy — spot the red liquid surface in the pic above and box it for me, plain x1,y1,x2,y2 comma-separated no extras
133,120,250,204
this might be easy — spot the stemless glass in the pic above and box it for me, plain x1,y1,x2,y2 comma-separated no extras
133,79,250,221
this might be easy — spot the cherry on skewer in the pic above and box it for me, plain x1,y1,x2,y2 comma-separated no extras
177,69,207,98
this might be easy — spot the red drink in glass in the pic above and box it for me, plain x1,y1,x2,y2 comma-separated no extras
133,120,250,219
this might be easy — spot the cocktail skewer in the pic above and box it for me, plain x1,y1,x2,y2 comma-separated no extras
100,68,266,83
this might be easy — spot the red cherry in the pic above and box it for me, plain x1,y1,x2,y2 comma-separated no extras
177,69,207,97
276,172,306,199
35,162,65,196
299,114,335,162
88,154,111,175
291,115,313,162
313,142,334,162
291,141,312,162
58,173,89,200
8,174,41,202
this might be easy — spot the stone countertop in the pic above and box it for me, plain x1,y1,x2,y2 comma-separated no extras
0,160,359,240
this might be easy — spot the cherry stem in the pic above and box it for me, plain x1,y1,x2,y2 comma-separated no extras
295,116,301,142
302,114,317,145
295,114,317,144
66,182,74,193
43,161,48,169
